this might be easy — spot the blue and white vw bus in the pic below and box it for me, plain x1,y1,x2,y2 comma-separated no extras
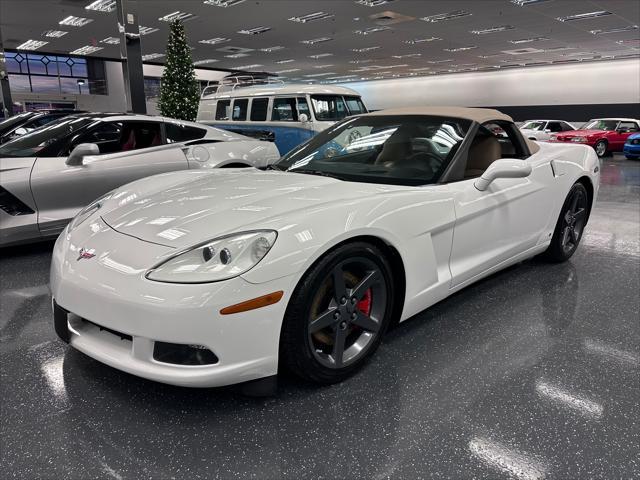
197,83,367,155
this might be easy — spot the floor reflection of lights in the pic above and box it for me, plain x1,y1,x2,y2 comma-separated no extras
583,338,640,367
469,436,548,480
535,380,603,419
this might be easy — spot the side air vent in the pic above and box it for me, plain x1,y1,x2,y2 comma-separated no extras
0,186,35,216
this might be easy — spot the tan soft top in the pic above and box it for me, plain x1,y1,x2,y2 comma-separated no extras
367,106,540,154
367,106,514,124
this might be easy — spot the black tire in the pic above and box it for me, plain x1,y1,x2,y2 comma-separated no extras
280,241,395,384
544,182,589,262
594,140,608,157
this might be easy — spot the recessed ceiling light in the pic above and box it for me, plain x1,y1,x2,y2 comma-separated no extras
193,59,219,65
511,0,552,5
404,37,441,44
352,46,381,52
313,64,334,68
16,39,49,51
42,30,68,38
238,26,271,35
70,45,103,55
260,46,285,52
142,53,165,61
356,0,396,6
159,11,197,22
232,64,263,69
591,25,638,35
471,25,515,34
410,67,431,71
392,53,422,58
203,0,246,6
421,11,472,22
100,37,120,45
289,12,334,23
59,16,93,27
85,0,116,12
349,59,373,64
545,46,575,52
274,68,300,74
304,72,337,77
300,37,333,45
478,53,502,58
199,37,231,45
139,26,159,35
275,59,295,64
326,75,358,80
444,45,478,52
556,11,611,22
225,53,250,58
309,53,333,59
428,59,453,64
354,26,391,35
509,36,550,44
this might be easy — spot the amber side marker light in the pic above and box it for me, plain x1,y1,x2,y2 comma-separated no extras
220,291,284,315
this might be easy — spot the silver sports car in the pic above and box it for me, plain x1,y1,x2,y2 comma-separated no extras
0,113,280,246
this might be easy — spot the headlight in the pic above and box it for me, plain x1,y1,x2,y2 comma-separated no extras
571,136,587,143
67,191,114,232
146,230,277,283
549,135,557,141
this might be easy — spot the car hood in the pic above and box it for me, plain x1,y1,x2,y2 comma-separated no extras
102,169,395,248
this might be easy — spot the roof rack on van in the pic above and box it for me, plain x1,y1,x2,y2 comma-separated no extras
200,75,284,98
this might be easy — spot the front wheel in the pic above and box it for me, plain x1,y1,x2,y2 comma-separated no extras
594,140,608,157
544,182,589,262
280,242,395,384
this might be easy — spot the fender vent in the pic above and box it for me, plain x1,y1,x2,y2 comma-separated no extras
0,186,35,216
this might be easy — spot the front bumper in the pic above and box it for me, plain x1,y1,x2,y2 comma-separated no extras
623,144,640,157
51,220,296,388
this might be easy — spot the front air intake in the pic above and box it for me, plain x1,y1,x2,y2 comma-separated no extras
153,342,219,365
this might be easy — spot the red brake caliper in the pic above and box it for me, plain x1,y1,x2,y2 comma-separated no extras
357,289,372,316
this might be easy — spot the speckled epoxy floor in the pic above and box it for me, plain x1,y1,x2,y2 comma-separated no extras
1,155,639,480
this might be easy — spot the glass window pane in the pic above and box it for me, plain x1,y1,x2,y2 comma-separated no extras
232,99,248,121
26,54,46,75
272,98,297,122
310,95,349,121
7,74,31,93
297,97,310,117
30,76,60,94
5,54,23,74
60,77,82,94
250,98,269,121
56,57,72,76
71,62,87,78
215,100,231,120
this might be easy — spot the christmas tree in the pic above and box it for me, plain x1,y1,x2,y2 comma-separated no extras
158,20,200,121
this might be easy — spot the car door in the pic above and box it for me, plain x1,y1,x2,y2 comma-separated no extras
609,121,640,150
448,121,557,289
30,120,189,236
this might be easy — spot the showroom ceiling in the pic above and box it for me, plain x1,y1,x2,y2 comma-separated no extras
1,0,639,82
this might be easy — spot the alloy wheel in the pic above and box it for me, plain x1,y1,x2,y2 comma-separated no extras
561,187,587,254
307,257,387,369
595,141,606,157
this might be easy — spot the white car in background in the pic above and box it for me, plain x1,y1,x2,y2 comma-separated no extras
0,113,280,246
51,107,599,392
520,119,576,141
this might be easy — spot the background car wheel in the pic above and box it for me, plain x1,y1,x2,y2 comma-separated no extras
544,182,589,262
594,140,608,157
280,241,395,384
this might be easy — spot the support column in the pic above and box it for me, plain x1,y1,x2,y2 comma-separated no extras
116,0,147,114
0,27,15,117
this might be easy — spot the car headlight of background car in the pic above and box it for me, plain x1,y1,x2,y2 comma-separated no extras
571,136,587,143
67,191,114,232
146,230,277,283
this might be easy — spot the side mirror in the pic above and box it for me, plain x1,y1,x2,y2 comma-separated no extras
299,113,309,123
66,143,99,166
14,127,28,136
474,159,532,191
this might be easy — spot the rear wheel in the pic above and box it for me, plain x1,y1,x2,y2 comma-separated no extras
280,242,394,384
544,182,589,262
594,140,608,157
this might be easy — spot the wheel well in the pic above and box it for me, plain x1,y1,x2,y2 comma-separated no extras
576,176,594,218
220,162,251,168
329,235,406,329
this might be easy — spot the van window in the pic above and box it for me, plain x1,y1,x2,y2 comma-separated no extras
215,100,231,120
311,95,349,121
250,98,269,121
272,98,298,122
232,99,248,121
345,96,366,115
298,97,310,118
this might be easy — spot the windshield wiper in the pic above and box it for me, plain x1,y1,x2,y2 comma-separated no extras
288,168,344,181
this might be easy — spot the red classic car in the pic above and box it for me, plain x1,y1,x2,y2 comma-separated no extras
548,118,640,157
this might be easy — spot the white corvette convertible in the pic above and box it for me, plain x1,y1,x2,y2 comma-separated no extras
51,107,599,391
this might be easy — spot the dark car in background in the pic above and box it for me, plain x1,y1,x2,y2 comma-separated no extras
0,109,84,144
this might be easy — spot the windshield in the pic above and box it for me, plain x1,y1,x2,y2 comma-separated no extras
0,116,94,158
0,112,34,136
582,119,619,131
521,121,545,131
276,115,471,186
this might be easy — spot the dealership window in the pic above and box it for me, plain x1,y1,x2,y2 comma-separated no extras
5,52,106,95
250,98,269,121
232,99,249,121
215,100,231,120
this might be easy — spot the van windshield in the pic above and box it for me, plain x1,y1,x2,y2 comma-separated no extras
310,95,353,121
